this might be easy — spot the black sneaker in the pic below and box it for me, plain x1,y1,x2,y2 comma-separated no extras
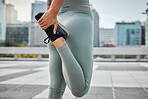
35,12,69,44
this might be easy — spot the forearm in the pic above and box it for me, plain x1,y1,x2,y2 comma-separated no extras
47,0,64,16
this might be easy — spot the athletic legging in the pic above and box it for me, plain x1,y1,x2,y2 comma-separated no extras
47,6,93,98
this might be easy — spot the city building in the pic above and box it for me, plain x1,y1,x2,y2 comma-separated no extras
28,22,47,46
141,22,145,45
31,0,46,22
29,0,47,46
6,23,29,44
115,21,141,46
91,8,99,47
99,28,115,47
6,4,18,24
146,8,148,46
0,0,6,43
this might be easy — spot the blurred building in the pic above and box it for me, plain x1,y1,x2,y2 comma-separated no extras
31,0,46,22
141,22,145,45
29,22,46,46
0,0,6,43
91,8,99,47
29,0,47,46
115,21,141,46
6,23,29,44
6,4,18,24
99,28,115,47
146,9,148,46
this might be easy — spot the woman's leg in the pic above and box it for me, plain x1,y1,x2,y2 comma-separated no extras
47,42,66,99
54,14,93,97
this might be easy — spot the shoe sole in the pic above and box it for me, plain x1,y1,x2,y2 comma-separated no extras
58,22,70,37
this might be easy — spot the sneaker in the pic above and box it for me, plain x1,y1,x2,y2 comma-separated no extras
56,21,69,40
35,12,69,44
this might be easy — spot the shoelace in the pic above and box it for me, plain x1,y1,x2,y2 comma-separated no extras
44,35,52,44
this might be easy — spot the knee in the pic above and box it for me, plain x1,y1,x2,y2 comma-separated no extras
71,78,91,97
72,91,86,97
71,87,89,97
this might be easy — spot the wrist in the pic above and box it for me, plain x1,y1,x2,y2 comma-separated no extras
47,9,58,17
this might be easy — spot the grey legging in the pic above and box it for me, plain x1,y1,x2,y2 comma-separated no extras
47,6,93,98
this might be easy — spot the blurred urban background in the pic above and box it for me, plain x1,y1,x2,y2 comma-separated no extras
0,0,148,60
0,0,148,99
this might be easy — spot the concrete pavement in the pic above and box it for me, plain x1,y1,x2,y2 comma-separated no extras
0,61,148,99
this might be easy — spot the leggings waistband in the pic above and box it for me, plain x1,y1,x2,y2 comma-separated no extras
58,6,93,18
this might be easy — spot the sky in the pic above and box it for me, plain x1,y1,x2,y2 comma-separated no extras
6,0,148,28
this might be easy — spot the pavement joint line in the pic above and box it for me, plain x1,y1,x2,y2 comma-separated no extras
1,61,148,98
109,62,116,99
127,70,148,93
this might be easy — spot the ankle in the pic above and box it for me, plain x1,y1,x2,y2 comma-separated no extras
53,37,66,48
50,34,61,42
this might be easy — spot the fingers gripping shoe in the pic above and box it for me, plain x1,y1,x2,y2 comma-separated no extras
35,12,69,44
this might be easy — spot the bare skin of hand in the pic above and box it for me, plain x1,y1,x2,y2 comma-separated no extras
37,10,58,34
37,0,64,34
38,0,89,34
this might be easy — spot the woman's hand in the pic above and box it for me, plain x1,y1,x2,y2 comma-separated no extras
37,10,58,34
38,0,64,34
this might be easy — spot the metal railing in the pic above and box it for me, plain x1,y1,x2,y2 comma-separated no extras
0,47,148,61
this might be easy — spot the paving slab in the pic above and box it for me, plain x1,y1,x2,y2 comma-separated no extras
0,84,48,99
73,87,114,99
0,61,148,99
114,87,148,99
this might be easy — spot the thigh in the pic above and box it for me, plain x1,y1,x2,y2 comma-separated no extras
58,13,93,82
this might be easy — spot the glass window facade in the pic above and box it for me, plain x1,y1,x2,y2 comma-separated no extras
115,22,141,45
